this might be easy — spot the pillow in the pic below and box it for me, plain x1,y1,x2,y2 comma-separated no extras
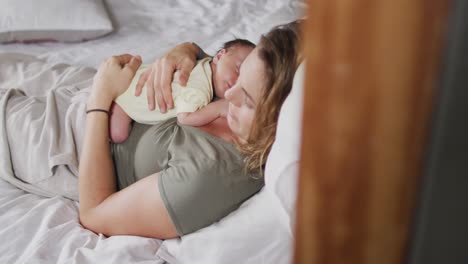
157,63,306,264
264,62,304,230
0,0,113,43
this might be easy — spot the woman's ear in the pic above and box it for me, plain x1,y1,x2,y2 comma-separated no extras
212,49,226,64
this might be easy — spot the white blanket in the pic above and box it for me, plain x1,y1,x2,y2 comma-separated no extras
0,179,165,263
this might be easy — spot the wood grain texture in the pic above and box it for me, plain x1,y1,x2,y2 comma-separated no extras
294,1,450,263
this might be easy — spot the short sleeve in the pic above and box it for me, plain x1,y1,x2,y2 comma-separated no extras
158,158,264,235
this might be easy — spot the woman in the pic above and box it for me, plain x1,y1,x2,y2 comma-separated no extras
79,20,302,239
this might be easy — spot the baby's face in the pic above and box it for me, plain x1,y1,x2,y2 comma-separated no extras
212,45,254,98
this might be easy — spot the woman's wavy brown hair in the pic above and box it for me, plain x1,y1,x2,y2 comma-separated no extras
238,20,303,174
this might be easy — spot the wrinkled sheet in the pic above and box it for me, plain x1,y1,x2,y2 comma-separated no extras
0,53,92,201
0,179,165,264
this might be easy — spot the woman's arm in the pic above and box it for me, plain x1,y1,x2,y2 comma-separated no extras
78,55,178,238
134,42,206,113
79,173,177,238
79,55,137,213
177,99,229,126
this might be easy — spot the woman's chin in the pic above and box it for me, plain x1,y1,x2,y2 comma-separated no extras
227,113,234,129
227,114,240,136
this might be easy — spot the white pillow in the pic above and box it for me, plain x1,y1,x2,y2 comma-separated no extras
0,0,113,43
158,63,306,264
264,62,304,231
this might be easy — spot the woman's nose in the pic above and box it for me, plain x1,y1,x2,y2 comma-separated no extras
225,85,242,107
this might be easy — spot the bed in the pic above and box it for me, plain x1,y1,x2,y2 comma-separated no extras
0,0,305,263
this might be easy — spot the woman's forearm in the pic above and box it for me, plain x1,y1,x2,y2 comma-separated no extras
77,55,147,234
79,95,115,214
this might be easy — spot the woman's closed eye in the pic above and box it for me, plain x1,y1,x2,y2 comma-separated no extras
244,95,254,109
240,87,255,109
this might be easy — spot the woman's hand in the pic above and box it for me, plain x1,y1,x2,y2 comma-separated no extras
134,42,199,113
89,54,142,108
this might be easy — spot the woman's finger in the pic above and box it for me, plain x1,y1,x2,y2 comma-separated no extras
159,61,175,109
145,66,156,110
155,88,164,113
154,62,167,113
177,59,195,87
146,64,157,111
135,68,150,96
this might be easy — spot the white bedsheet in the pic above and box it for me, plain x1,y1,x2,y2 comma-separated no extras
0,0,306,69
0,179,165,263
0,0,305,263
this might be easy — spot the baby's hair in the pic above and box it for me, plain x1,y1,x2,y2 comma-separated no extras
217,38,256,54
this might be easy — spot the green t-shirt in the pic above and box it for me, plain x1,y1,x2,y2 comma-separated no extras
111,118,263,235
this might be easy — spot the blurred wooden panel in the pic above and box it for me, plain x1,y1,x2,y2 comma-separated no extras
294,0,450,263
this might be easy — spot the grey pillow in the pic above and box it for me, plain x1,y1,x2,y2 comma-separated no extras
0,0,113,43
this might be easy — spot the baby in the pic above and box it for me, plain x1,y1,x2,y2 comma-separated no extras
110,39,255,143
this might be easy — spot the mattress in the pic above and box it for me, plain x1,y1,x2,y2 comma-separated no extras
0,0,305,263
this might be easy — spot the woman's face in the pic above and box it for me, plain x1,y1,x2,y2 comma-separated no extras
224,48,266,142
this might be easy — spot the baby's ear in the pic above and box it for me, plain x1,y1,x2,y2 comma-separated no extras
213,49,227,64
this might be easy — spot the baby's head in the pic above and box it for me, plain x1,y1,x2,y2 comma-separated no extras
211,38,255,98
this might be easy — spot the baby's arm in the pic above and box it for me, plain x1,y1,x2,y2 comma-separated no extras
177,99,228,127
